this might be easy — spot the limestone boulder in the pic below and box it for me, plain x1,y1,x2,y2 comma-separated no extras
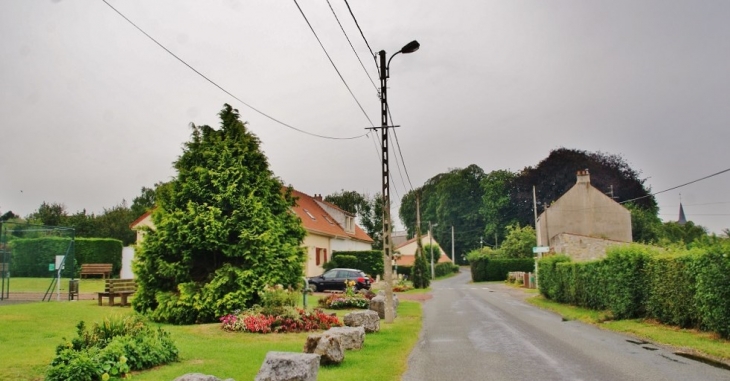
302,333,344,365
325,326,365,350
173,373,234,381
254,351,320,381
343,310,380,333
370,293,399,319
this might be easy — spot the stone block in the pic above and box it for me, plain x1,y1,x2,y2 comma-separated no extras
326,326,365,350
302,333,344,365
174,373,234,381
255,351,320,381
343,310,380,333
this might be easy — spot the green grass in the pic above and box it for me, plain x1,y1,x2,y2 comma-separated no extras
527,295,730,362
0,299,422,381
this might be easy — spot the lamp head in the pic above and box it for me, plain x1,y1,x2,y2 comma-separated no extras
400,40,420,54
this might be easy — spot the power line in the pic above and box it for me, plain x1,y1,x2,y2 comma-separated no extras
292,0,375,127
621,167,730,205
388,128,409,196
387,105,415,191
343,0,376,63
326,0,378,93
101,0,366,141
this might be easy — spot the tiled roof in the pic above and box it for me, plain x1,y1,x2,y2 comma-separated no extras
291,189,373,243
129,209,154,229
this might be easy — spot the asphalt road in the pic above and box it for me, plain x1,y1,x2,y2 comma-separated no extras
402,269,729,381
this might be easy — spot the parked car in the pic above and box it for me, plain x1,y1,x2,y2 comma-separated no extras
308,268,371,292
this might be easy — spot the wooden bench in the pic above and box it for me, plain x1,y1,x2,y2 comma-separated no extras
80,263,113,279
97,279,136,306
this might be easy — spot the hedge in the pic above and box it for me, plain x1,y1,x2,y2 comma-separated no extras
9,237,123,278
537,243,730,339
323,250,384,277
434,262,459,277
469,257,535,282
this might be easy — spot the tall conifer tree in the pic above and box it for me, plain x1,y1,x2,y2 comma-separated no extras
133,104,306,324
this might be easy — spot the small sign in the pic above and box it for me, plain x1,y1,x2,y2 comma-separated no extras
533,246,550,253
48,264,55,271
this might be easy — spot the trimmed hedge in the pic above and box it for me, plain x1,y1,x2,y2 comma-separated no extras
323,250,384,277
469,256,535,282
434,262,459,277
9,237,123,278
538,243,730,339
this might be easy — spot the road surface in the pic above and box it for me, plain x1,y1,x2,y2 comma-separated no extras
402,269,729,381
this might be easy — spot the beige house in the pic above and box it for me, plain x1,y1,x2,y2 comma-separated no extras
129,189,373,278
393,232,452,267
536,170,632,261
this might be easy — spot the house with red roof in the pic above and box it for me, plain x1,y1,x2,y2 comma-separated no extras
129,189,373,277
393,232,452,268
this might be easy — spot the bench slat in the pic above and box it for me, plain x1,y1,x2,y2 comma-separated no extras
98,279,137,307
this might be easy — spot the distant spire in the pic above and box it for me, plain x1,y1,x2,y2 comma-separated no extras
678,203,687,226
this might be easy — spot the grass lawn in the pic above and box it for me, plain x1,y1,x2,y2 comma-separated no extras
527,294,730,362
4,277,107,293
0,299,422,381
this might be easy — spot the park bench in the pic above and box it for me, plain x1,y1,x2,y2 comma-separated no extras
97,279,136,306
80,263,113,279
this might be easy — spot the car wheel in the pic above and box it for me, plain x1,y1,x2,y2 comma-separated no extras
309,284,320,293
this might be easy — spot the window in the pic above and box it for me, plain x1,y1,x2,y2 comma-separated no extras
324,215,334,224
315,247,328,266
304,209,315,220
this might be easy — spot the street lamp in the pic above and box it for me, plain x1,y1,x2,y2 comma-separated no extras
429,222,438,279
379,40,419,324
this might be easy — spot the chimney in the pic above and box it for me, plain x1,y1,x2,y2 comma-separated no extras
576,169,590,184
314,194,323,201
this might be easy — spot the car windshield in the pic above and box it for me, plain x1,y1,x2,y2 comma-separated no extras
322,270,337,279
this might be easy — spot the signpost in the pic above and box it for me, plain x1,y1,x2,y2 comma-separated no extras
533,246,550,254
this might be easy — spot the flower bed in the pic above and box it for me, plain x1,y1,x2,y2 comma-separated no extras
220,308,341,333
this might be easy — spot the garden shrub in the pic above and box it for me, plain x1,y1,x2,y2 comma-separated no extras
602,245,655,319
9,237,122,278
469,256,534,282
434,262,459,277
693,247,730,338
645,252,700,328
324,250,384,277
47,315,178,381
537,255,571,300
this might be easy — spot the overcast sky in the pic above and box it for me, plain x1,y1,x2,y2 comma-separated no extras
1,0,729,234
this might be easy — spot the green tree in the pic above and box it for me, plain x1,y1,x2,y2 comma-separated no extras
625,203,663,243
27,202,67,226
480,169,519,245
95,201,136,245
132,104,306,324
65,209,99,237
130,185,159,219
400,165,485,264
324,190,366,215
0,210,19,222
658,221,707,246
325,191,384,249
510,148,657,229
498,224,536,258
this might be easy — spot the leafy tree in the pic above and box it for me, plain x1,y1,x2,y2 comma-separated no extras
324,190,366,215
658,221,707,247
411,225,429,288
498,224,536,258
400,165,485,264
508,148,657,234
133,104,306,324
0,210,19,222
65,209,99,237
625,203,663,243
95,201,136,245
27,202,67,226
481,170,519,245
130,185,159,219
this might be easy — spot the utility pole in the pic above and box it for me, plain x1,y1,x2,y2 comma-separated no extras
451,225,455,264
378,49,396,324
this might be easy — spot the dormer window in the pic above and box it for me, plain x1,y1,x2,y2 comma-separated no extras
345,216,354,233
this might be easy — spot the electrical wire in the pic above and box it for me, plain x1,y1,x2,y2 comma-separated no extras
387,105,415,191
292,0,375,127
326,0,378,93
388,128,409,196
343,0,376,61
620,167,730,205
101,0,366,140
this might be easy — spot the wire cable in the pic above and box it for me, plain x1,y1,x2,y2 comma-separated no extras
387,105,415,191
326,0,378,93
293,0,375,127
620,167,730,205
343,0,376,60
388,128,409,196
102,0,367,140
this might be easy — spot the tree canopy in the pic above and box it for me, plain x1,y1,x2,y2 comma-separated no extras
132,104,306,324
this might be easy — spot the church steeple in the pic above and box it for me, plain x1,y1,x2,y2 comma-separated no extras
678,194,687,226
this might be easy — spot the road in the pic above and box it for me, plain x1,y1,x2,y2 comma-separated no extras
402,269,729,381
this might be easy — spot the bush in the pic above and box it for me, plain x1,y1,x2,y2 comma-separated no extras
469,256,534,282
10,237,122,278
317,293,370,309
693,248,730,338
47,315,178,381
434,262,459,277
324,250,384,277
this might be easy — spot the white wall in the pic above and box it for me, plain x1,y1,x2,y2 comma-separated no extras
121,246,135,279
